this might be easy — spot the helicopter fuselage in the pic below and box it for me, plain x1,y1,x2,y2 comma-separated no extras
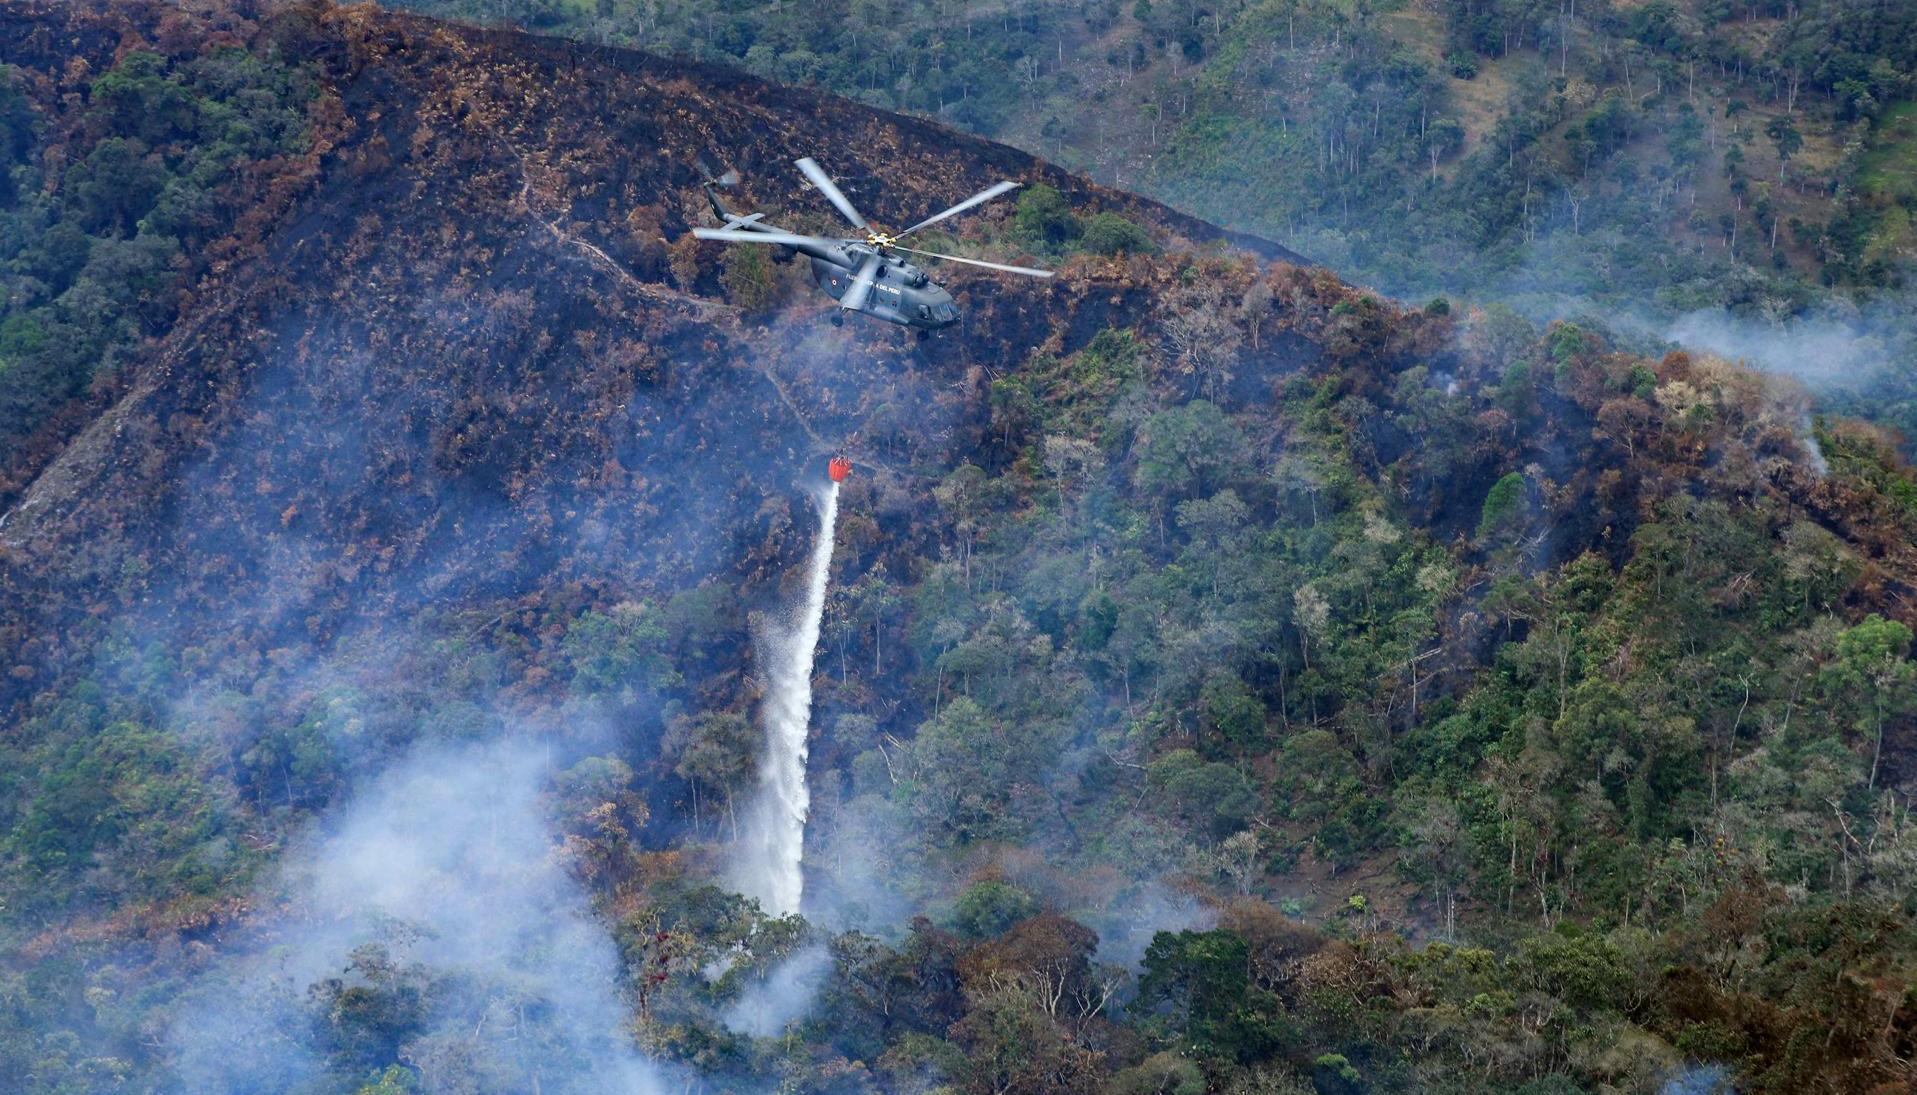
712,205,960,331
807,247,959,331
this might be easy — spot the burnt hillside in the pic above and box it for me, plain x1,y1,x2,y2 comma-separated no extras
0,0,1304,691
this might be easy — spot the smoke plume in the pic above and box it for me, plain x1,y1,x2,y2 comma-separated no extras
166,737,664,1094
1663,304,1904,390
720,944,835,1038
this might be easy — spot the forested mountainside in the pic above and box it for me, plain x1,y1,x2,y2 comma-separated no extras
382,0,1917,462
386,0,1917,304
2,3,1916,1095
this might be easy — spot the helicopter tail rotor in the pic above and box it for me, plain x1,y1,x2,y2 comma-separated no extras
695,153,741,189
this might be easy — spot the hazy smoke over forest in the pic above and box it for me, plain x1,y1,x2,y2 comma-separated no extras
721,944,834,1038
1663,302,1909,390
167,738,665,1094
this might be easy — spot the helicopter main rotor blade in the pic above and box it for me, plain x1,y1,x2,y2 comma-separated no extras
896,180,1020,240
692,227,840,249
893,245,1053,278
795,157,869,231
839,253,882,313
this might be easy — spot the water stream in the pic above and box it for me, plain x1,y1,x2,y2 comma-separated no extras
734,482,839,917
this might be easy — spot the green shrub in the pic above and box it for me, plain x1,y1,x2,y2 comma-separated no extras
1478,471,1526,538
951,880,1038,937
1079,211,1156,254
1014,182,1080,249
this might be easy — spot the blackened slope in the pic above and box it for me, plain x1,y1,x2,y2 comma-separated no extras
0,0,1310,706
0,0,128,70
388,9,1309,265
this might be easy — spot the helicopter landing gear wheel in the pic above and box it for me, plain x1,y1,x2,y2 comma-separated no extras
830,312,844,328
915,329,930,342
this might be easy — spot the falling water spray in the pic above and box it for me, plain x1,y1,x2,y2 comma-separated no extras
734,480,839,917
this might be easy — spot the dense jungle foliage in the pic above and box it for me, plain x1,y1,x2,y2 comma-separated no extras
0,3,1913,1095
0,35,320,489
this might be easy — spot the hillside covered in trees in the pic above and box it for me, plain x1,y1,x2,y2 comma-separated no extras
385,0,1917,458
2,3,1915,1095
387,0,1917,307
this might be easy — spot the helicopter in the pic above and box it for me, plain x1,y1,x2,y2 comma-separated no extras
691,156,1052,336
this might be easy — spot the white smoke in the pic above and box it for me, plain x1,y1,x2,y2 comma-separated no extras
1802,430,1831,476
1661,1062,1735,1093
733,482,840,917
1082,880,1219,971
1660,303,1916,473
1664,306,1897,389
166,738,664,1094
720,944,835,1038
